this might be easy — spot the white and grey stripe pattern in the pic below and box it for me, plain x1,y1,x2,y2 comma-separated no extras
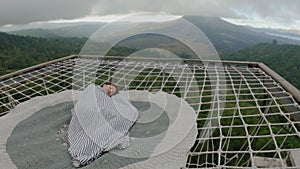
68,114,104,165
68,84,138,166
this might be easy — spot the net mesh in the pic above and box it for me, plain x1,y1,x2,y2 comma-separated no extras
1,56,300,168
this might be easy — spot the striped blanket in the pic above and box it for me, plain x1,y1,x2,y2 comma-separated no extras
68,84,139,167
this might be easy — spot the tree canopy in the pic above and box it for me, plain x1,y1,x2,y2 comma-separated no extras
0,32,86,75
220,43,300,90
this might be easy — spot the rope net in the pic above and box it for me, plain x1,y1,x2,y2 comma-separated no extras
1,56,300,168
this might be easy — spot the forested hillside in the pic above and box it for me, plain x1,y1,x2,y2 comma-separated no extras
0,32,140,75
220,43,300,89
1,32,300,91
9,16,300,53
0,32,86,75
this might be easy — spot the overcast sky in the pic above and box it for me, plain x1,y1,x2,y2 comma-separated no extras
1,0,300,29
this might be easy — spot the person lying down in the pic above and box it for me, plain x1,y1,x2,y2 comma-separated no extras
67,82,139,167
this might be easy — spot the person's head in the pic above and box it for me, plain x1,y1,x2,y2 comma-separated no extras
100,82,118,96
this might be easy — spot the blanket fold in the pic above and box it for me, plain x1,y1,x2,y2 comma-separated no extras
68,84,139,166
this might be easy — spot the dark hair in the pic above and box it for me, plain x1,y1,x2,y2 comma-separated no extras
100,81,119,95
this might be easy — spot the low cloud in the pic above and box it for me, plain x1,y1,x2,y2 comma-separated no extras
1,0,300,28
0,0,96,25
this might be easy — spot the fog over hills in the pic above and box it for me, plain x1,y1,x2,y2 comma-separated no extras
6,16,300,53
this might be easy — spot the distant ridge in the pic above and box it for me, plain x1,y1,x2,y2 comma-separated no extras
9,23,106,38
8,16,300,53
9,28,59,38
183,16,300,52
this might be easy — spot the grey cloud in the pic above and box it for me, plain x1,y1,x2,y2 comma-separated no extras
91,0,238,18
0,0,97,25
1,0,300,27
91,0,300,26
224,0,300,23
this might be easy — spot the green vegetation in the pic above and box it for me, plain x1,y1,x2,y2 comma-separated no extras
0,32,86,75
1,46,299,167
2,23,300,167
188,82,300,167
220,43,300,90
1,32,299,98
106,46,138,56
0,32,142,76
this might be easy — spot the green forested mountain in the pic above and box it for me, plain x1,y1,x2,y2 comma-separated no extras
1,31,300,92
0,32,140,75
9,28,60,38
220,43,300,89
9,16,300,53
9,23,106,38
0,32,86,75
